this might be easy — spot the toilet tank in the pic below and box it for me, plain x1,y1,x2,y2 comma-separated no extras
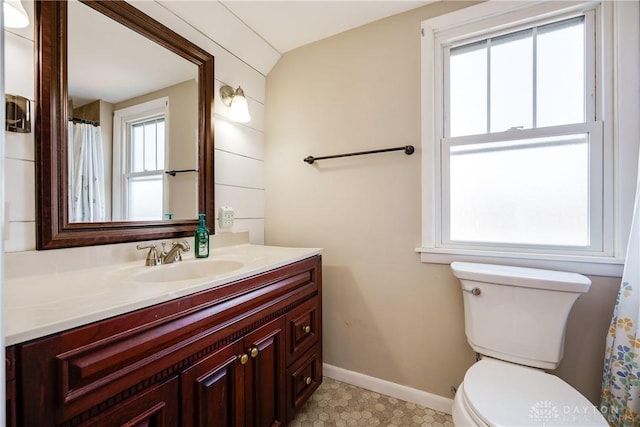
450,262,591,370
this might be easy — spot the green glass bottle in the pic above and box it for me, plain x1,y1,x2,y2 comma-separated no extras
195,213,210,258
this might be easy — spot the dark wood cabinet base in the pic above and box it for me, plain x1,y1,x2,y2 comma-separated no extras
7,255,322,426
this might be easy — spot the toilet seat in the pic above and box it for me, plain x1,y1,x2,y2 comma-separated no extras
459,359,608,426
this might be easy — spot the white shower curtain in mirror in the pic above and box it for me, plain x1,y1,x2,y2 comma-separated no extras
601,152,640,426
68,122,106,222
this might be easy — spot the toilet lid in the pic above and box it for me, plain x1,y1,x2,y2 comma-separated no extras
462,359,608,426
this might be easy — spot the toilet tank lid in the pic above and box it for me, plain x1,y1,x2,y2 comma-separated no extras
450,262,591,293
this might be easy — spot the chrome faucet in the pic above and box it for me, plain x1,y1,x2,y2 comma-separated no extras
161,240,190,264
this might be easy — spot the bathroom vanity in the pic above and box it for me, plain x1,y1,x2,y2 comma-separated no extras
5,244,322,426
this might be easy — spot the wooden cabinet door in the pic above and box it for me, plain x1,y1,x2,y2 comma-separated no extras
244,317,286,427
6,347,16,427
181,340,245,427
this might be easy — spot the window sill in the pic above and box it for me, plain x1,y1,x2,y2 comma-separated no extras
415,247,624,278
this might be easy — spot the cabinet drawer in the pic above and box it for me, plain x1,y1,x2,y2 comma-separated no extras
286,344,322,419
77,376,179,427
286,298,319,365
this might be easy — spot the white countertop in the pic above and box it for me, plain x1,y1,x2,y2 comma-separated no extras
4,244,321,346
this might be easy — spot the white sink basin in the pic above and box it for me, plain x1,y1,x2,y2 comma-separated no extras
133,259,244,283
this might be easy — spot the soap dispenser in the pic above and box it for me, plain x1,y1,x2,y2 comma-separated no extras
195,213,210,258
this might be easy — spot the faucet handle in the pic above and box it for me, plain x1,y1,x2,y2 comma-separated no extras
136,243,161,266
177,240,190,252
171,240,190,262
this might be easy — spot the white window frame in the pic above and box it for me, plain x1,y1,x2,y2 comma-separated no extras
417,1,640,276
112,97,169,221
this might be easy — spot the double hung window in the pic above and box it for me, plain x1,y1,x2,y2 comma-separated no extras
125,116,166,220
419,1,639,275
112,97,168,221
443,13,600,252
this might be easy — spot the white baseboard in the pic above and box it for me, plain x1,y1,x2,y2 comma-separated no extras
323,363,453,415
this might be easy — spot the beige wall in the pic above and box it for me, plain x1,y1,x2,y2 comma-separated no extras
265,1,621,404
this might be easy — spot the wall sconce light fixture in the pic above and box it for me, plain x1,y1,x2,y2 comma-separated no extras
5,94,31,133
4,0,29,29
220,85,251,123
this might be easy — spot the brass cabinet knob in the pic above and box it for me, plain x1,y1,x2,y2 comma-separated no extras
304,376,312,385
303,325,311,334
239,354,249,365
250,347,259,358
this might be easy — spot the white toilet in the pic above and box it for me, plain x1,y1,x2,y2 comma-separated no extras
450,262,608,426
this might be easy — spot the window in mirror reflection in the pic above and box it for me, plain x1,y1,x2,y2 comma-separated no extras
113,97,168,221
127,116,166,220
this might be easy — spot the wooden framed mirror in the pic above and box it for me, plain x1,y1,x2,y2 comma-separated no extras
35,0,215,249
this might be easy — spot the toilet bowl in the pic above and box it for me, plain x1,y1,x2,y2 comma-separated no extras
452,359,607,426
450,262,608,427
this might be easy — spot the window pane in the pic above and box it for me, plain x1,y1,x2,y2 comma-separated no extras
131,124,144,172
130,118,165,172
490,29,533,132
537,17,585,127
143,121,158,171
156,119,165,168
450,42,487,137
449,134,589,246
128,175,163,221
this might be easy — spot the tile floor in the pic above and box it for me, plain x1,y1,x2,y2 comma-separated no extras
289,377,454,427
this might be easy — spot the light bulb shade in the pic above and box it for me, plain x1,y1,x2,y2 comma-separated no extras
4,0,29,28
229,92,251,123
220,85,251,123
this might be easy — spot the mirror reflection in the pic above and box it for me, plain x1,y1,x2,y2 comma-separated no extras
67,1,198,223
